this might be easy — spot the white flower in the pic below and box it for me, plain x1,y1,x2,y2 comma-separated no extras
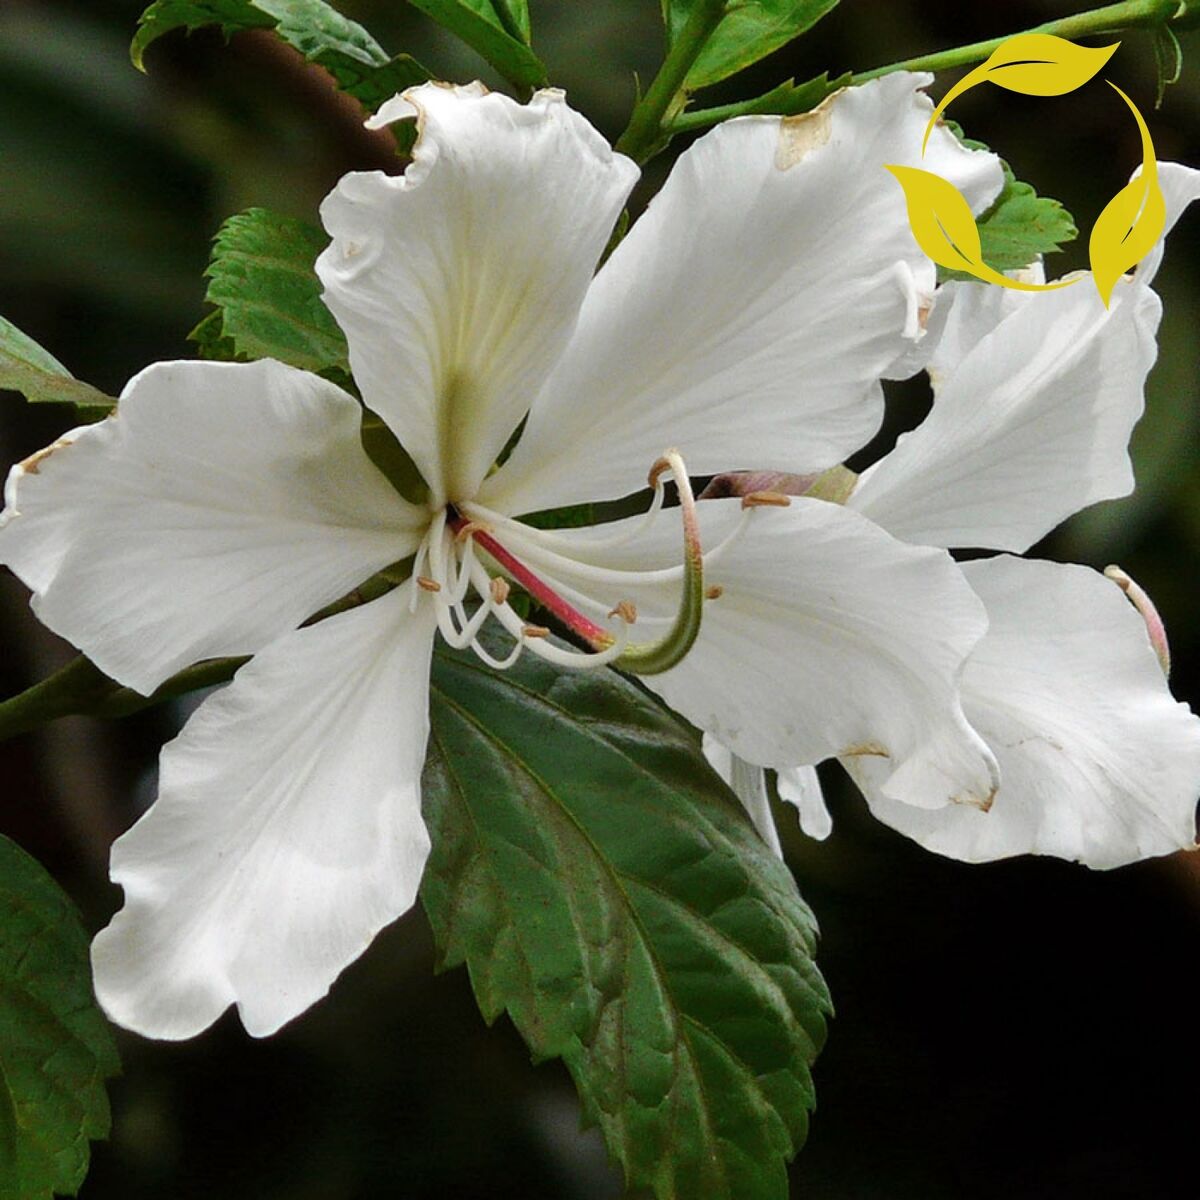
0,76,1005,1038
723,164,1200,870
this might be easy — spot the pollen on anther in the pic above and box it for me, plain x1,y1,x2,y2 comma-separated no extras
417,576,442,592
522,624,550,639
741,491,792,509
609,600,638,624
705,585,724,600
489,576,511,605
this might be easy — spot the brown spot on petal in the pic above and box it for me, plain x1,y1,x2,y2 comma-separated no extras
705,585,724,601
953,783,997,813
20,437,75,476
775,106,833,170
841,741,889,759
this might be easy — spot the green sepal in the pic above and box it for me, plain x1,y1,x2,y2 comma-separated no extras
663,0,841,91
0,317,116,422
0,837,120,1200
422,638,831,1200
132,0,430,115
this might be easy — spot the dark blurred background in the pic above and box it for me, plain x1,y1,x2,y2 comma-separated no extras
2,1,1199,1196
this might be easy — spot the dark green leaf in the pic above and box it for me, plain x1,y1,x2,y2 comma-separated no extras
406,0,547,90
491,0,531,43
664,0,840,90
0,317,116,419
422,642,831,1200
132,0,430,112
941,125,1077,277
0,837,120,1200
191,208,352,385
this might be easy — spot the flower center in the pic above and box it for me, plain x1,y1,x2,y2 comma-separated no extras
408,450,765,674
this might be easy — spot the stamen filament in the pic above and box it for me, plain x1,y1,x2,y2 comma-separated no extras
465,558,632,670
453,517,615,648
615,449,705,676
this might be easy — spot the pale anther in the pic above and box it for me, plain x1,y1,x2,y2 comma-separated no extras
489,576,511,605
706,585,724,600
647,448,680,488
522,624,551,639
741,491,792,509
609,600,638,624
416,576,442,592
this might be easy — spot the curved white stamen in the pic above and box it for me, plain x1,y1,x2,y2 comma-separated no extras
426,511,473,648
464,557,631,671
464,478,668,554
409,531,432,613
465,507,753,592
467,631,526,670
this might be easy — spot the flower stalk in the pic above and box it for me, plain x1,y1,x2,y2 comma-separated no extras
615,0,728,163
670,0,1184,139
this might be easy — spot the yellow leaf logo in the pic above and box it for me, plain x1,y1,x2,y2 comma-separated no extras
1089,84,1166,305
886,165,1073,292
892,34,1162,307
923,34,1118,152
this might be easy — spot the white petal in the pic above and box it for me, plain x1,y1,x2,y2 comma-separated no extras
0,359,421,694
481,73,1003,516
318,84,638,505
1133,161,1200,287
849,557,1200,868
702,735,783,856
91,586,437,1039
777,765,832,841
849,279,1161,552
496,497,997,810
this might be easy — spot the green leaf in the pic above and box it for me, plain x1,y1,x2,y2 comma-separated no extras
132,0,430,112
0,836,120,1200
664,0,840,90
422,641,831,1200
406,1,547,90
491,0,531,43
191,207,352,385
941,125,1077,278
0,317,116,420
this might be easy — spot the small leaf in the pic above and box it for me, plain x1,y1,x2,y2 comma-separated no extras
937,123,1077,276
0,318,116,420
1152,24,1182,108
422,638,831,1200
925,33,1118,150
1088,83,1166,306
405,0,547,90
191,208,351,385
665,1,841,90
0,836,120,1200
132,0,430,113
